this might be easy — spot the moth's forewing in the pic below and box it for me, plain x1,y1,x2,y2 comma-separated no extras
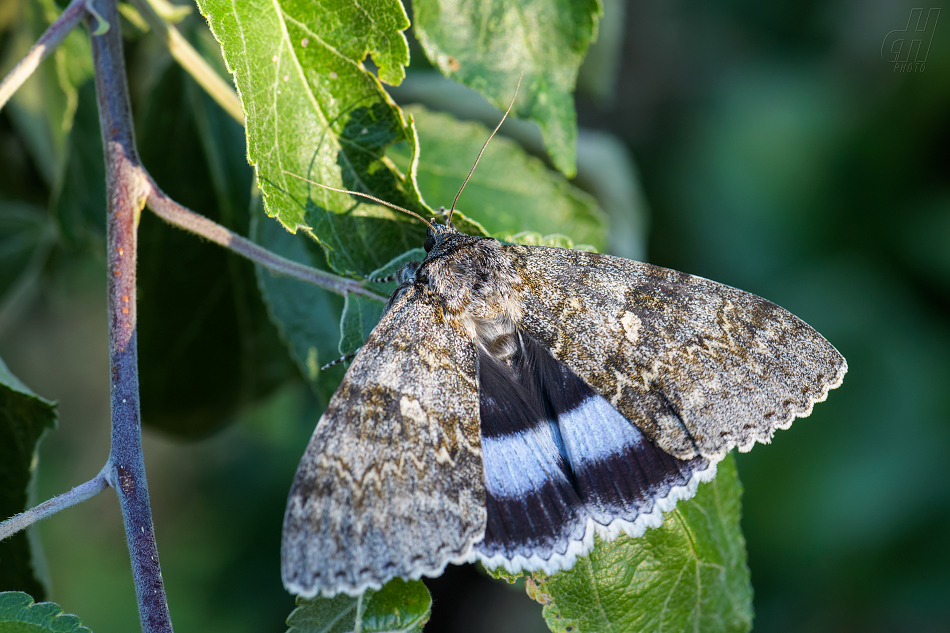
281,285,485,598
508,245,847,461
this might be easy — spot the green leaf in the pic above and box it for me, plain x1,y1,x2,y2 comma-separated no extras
251,197,345,397
1,0,87,185
0,0,92,187
336,247,426,356
251,104,610,380
197,0,433,276
51,81,105,252
389,107,607,251
0,592,91,632
42,0,93,139
521,454,752,633
135,64,293,438
1,8,55,184
338,295,386,357
412,0,603,177
575,0,624,101
0,203,52,304
286,578,430,633
504,231,597,251
0,360,57,599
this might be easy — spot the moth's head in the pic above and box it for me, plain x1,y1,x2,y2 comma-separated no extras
424,209,459,253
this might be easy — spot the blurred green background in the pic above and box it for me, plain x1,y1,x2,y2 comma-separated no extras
1,0,948,631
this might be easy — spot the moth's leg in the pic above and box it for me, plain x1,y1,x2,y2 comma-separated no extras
365,273,397,284
321,348,360,371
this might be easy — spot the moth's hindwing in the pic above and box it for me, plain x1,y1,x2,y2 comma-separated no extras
281,285,485,597
472,331,717,575
507,244,847,462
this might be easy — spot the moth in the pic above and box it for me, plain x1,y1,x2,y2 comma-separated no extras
280,91,847,599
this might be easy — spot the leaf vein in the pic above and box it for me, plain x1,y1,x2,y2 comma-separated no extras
271,1,330,130
659,560,690,632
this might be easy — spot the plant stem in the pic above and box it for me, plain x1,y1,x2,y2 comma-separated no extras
129,0,244,123
0,0,88,112
0,472,109,541
7,0,382,627
146,184,387,302
89,0,173,631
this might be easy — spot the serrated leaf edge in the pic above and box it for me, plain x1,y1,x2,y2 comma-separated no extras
0,592,91,632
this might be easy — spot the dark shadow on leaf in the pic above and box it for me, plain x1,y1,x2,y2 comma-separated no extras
290,104,431,276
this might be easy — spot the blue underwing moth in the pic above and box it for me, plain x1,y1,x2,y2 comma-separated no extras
279,94,847,598
280,215,847,598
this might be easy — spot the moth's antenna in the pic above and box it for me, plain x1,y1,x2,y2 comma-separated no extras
282,171,436,232
447,70,524,227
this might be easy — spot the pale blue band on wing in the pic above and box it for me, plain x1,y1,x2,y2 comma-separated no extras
557,395,646,467
480,426,569,499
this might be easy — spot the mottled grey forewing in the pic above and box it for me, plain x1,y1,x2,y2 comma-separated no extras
507,245,846,461
281,285,485,597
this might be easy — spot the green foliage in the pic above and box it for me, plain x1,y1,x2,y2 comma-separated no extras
0,360,57,599
412,0,603,177
0,202,52,302
196,0,429,276
338,294,387,358
651,55,950,630
0,0,944,628
336,249,423,357
251,200,345,398
51,81,104,251
135,64,294,438
0,592,91,633
390,106,607,249
250,99,611,375
37,0,93,157
286,579,430,633
0,0,768,629
522,455,752,633
504,232,595,251
0,0,89,185
195,2,752,632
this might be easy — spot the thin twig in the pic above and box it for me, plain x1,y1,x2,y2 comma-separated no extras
88,0,173,631
129,0,243,123
0,0,88,112
0,471,109,541
146,184,387,302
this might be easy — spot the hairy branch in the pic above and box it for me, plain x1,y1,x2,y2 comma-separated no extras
0,471,109,541
146,185,387,302
4,0,382,626
88,0,173,630
0,0,89,112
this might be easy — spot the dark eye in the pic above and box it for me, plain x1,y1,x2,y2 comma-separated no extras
424,228,435,252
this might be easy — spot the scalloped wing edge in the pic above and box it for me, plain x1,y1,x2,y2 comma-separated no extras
475,459,720,576
732,356,848,459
